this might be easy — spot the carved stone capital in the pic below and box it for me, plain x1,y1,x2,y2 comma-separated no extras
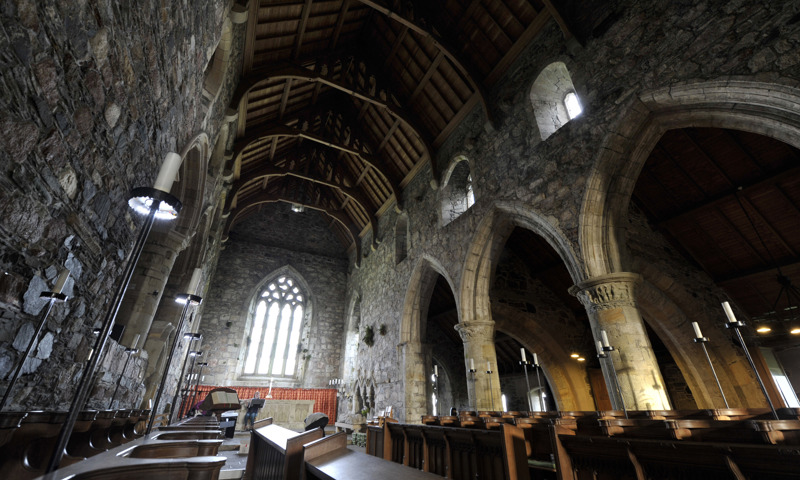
454,321,495,343
569,272,641,312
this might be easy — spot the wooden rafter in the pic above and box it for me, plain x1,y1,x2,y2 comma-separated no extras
354,0,494,128
230,59,438,186
232,121,403,206
226,157,381,248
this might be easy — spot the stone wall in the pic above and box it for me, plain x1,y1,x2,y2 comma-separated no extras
343,0,800,420
199,202,348,390
0,0,230,410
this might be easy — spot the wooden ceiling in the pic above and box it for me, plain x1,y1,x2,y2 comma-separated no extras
223,0,570,256
633,127,800,347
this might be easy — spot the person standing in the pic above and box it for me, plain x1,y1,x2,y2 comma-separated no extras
243,391,263,429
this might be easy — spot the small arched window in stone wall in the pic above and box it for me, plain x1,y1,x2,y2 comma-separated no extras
242,275,306,377
441,158,475,226
395,215,409,264
530,62,581,140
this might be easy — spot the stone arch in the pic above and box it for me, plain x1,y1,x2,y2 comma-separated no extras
492,304,596,411
342,292,361,393
440,155,475,226
530,61,581,140
399,255,458,422
460,201,583,326
172,133,210,239
581,79,800,279
201,17,234,126
635,262,771,408
234,264,314,383
580,78,800,408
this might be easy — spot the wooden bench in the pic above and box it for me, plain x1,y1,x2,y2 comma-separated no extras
380,421,530,480
243,421,324,480
36,456,227,480
303,432,442,480
119,439,223,458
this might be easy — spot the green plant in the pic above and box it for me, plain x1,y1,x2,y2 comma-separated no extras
363,325,374,346
379,324,387,335
360,407,370,416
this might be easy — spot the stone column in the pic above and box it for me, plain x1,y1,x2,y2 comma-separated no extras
117,229,191,348
570,273,671,411
454,321,501,411
399,341,427,423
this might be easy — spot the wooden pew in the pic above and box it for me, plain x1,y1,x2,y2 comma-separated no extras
366,425,384,457
151,430,224,441
0,411,27,448
119,439,224,458
382,422,530,480
68,410,117,458
243,421,323,480
36,456,227,480
0,411,68,480
303,432,442,480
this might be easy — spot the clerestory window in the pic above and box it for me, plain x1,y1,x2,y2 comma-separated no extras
243,275,306,376
564,92,582,120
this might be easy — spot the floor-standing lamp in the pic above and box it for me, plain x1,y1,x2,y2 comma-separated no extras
47,153,183,473
1,269,70,411
169,332,202,424
722,301,779,419
145,270,204,435
189,362,208,413
519,348,533,412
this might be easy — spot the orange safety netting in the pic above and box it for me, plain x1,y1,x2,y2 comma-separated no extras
179,385,338,422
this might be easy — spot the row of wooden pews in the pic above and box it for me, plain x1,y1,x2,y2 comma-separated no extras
366,417,530,480
407,408,800,479
0,409,152,479
35,414,229,480
245,418,442,480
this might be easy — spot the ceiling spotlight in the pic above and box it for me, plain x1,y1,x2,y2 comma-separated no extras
570,353,580,358
790,327,800,335
291,203,305,213
756,326,772,333
577,357,585,362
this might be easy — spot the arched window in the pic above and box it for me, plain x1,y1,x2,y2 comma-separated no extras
441,157,476,226
564,91,582,119
243,275,306,376
530,62,581,140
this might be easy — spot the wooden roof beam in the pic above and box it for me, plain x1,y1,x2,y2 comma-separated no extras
657,164,800,227
230,59,437,188
226,161,381,249
354,0,494,129
232,122,404,209
225,195,363,266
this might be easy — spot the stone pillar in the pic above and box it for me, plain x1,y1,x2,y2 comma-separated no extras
399,341,427,423
454,321,501,411
117,230,191,348
570,273,671,411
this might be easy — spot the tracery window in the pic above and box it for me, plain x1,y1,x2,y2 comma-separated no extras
243,275,305,376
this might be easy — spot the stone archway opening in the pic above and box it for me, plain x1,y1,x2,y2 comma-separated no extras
581,80,800,409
